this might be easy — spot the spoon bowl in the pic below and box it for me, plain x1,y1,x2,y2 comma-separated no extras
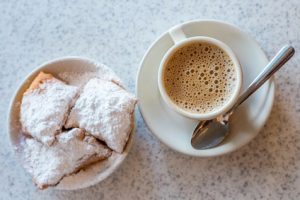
191,119,229,149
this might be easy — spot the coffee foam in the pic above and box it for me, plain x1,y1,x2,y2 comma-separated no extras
163,42,237,114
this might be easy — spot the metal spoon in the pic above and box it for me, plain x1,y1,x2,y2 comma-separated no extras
191,45,295,150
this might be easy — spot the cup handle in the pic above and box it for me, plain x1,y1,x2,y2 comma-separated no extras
169,25,187,44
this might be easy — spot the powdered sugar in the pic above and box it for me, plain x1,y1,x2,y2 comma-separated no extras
20,79,78,146
22,128,111,189
65,78,137,153
58,72,97,87
58,63,123,87
57,151,126,189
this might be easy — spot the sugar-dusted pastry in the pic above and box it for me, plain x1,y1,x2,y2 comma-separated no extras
20,72,78,146
23,128,112,189
65,78,137,153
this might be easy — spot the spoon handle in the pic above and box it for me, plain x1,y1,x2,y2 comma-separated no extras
230,45,295,112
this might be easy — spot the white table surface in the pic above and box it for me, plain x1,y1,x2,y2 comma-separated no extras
1,0,299,199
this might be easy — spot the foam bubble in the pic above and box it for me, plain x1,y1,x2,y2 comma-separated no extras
163,42,237,113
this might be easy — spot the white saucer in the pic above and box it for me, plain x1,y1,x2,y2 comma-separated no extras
136,20,275,157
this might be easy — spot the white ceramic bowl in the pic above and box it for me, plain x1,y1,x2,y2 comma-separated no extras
8,57,135,190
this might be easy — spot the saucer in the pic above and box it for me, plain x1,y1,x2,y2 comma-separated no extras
136,20,275,157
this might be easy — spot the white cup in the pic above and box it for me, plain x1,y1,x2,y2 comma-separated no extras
158,25,243,120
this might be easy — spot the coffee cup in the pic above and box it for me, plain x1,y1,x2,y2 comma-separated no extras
158,25,243,120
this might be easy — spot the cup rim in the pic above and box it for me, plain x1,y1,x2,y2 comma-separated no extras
158,36,243,120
